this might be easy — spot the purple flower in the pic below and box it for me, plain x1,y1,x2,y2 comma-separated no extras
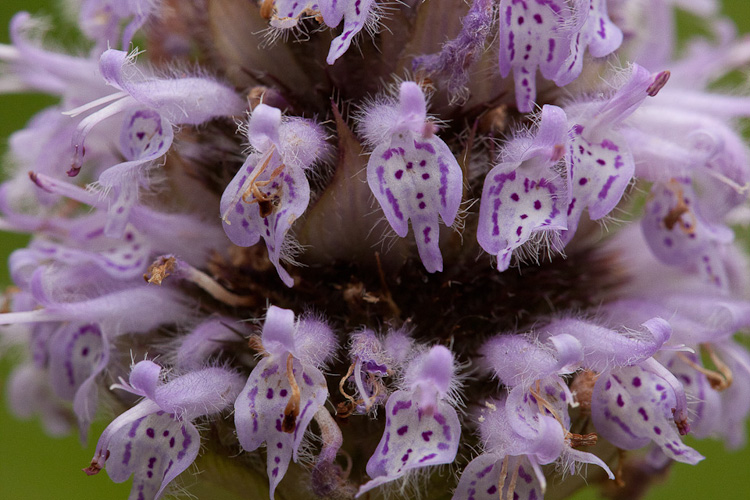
233,306,336,498
4,1,750,500
361,81,463,272
477,104,568,270
359,345,461,496
497,0,622,112
84,360,244,499
220,104,329,287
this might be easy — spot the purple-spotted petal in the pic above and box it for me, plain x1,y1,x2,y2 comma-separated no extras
220,150,310,287
451,453,504,500
641,178,733,286
591,364,703,464
324,0,377,65
565,125,634,231
358,389,460,496
48,323,108,436
30,224,150,280
498,0,571,112
47,324,104,401
478,167,566,270
268,0,317,29
234,355,329,499
454,453,543,500
557,0,623,85
79,0,161,49
103,410,201,500
478,105,569,269
367,132,462,273
662,352,720,439
97,108,173,238
505,383,566,462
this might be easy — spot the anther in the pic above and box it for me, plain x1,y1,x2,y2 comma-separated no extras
282,353,301,433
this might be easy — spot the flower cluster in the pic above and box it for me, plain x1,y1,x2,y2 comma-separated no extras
2,1,750,499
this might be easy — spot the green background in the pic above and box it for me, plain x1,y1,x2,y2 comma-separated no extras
0,1,749,499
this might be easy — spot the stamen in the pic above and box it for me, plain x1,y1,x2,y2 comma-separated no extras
144,255,256,307
530,383,563,425
663,180,694,232
705,344,733,390
647,71,671,97
68,96,137,176
706,169,750,195
62,91,129,117
568,432,598,447
364,373,382,413
144,255,176,285
82,461,102,476
497,455,509,500
338,363,357,406
221,146,276,225
506,459,520,500
283,353,301,433
530,382,597,447
677,350,731,391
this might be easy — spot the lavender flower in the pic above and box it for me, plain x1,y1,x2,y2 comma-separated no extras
2,1,750,499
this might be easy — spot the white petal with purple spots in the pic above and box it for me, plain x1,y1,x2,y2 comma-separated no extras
358,389,460,496
234,355,328,499
591,365,703,464
104,411,200,500
367,132,462,273
221,150,311,287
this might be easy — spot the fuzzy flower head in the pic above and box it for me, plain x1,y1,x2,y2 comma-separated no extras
3,1,750,500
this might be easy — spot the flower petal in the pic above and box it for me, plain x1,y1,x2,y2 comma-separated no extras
220,151,310,287
325,0,377,65
104,410,201,500
234,356,329,498
591,364,703,464
565,126,634,230
641,178,732,287
451,453,503,500
359,389,460,495
367,133,462,272
498,0,571,112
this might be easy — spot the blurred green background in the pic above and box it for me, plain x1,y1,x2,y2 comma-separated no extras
1,1,750,499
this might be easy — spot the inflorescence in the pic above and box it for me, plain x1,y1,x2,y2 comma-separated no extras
2,1,750,499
